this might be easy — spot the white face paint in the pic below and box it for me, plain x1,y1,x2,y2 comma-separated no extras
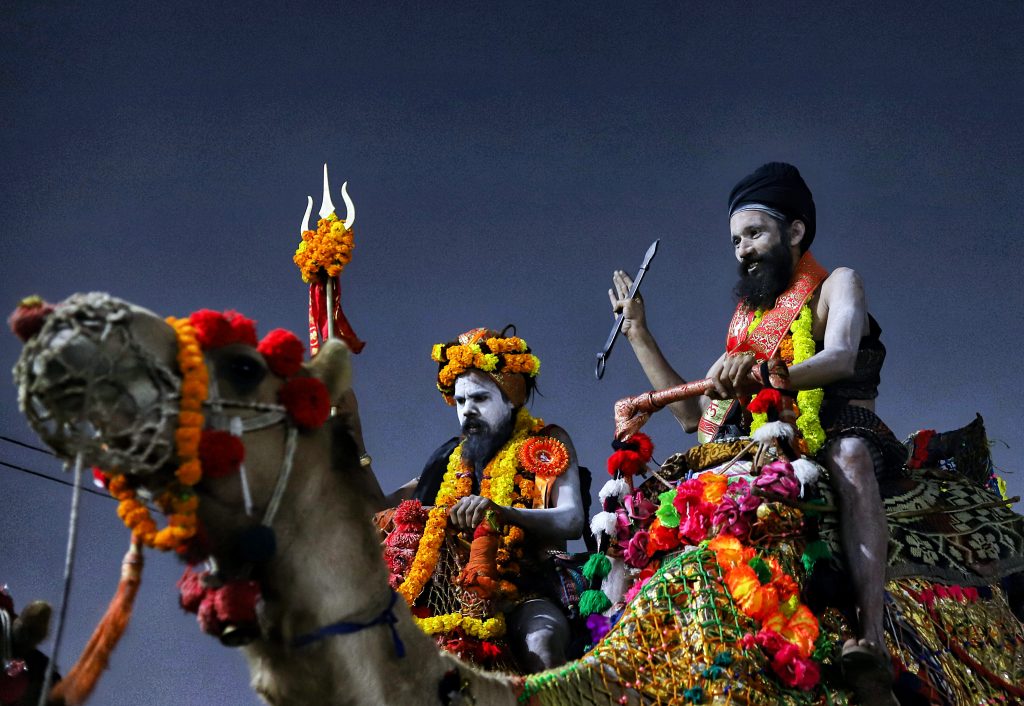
453,370,514,436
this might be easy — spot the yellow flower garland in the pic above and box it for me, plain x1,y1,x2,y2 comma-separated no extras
432,335,540,398
107,317,207,551
747,305,826,454
399,407,544,638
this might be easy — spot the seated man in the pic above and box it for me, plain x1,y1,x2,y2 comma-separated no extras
370,327,585,672
610,163,903,706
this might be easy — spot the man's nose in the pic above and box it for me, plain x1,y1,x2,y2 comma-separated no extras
736,239,753,259
463,403,479,418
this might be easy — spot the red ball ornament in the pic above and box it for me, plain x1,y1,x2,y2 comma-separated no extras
198,429,245,479
258,328,305,377
278,377,331,429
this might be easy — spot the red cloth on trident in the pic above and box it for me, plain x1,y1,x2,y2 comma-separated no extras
308,274,365,355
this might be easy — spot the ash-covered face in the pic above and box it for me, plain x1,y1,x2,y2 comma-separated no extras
453,370,515,471
729,210,796,310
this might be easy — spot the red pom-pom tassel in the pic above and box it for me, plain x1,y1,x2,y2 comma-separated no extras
279,377,332,429
258,328,305,377
198,429,245,479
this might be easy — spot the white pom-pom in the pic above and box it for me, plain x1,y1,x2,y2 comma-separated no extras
590,511,618,539
792,458,822,497
752,421,795,444
599,478,629,502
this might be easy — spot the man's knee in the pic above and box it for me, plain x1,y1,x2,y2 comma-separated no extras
826,436,875,482
509,600,570,670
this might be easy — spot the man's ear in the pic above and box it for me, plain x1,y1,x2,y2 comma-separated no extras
307,338,352,403
787,220,807,249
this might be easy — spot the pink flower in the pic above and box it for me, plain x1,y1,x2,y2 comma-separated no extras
679,510,711,545
754,628,787,655
712,496,752,539
624,530,651,568
622,576,652,605
625,491,657,523
770,643,821,690
614,508,632,541
754,461,800,501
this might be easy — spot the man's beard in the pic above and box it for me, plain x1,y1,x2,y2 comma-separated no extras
732,236,795,310
461,413,515,473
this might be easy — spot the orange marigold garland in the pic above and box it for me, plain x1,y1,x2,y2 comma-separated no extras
432,334,540,400
403,408,545,636
107,317,207,552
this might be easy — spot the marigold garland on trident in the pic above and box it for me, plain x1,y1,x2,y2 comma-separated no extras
293,212,355,284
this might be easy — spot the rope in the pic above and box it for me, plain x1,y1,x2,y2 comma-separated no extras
262,427,298,527
38,452,84,706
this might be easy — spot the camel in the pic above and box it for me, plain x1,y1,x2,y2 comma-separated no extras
12,292,1024,705
0,590,54,706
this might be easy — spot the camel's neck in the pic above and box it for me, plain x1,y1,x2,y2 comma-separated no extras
235,458,518,706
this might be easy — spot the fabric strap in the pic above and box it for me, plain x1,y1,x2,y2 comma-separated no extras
292,590,406,658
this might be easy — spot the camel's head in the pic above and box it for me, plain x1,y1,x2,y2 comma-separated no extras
12,293,353,555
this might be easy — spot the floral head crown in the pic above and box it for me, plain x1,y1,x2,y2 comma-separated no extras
431,327,540,407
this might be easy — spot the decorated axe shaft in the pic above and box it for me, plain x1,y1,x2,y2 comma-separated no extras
613,357,790,440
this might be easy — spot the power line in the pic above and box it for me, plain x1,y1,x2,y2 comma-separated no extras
0,433,54,456
0,459,114,502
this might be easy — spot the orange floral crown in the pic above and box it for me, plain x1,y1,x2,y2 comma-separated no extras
431,328,540,406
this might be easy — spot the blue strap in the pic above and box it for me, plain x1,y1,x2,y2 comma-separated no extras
292,590,406,658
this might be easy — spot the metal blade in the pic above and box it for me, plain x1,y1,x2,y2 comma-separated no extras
596,239,660,379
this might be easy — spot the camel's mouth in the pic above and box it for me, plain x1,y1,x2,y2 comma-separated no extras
14,292,181,477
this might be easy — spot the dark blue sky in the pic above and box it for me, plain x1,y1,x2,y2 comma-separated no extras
2,2,1022,703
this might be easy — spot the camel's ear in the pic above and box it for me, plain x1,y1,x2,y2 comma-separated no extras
307,339,352,402
13,600,51,649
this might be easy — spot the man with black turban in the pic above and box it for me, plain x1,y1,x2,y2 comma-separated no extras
610,162,901,705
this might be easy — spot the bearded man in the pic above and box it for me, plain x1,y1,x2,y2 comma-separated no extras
380,328,586,673
610,163,903,705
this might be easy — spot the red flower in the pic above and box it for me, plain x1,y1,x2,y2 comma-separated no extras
279,376,332,429
754,628,788,655
770,643,820,690
647,520,680,554
258,328,305,377
198,429,245,478
624,530,651,569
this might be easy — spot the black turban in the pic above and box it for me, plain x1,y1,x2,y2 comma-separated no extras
728,162,816,252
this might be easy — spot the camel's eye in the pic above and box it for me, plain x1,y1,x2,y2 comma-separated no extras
217,352,267,395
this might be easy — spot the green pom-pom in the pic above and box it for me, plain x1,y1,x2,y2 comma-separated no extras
582,553,611,582
713,651,734,667
748,557,772,584
578,589,612,617
801,540,832,573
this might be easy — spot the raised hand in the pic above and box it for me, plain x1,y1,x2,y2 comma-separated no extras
608,270,648,340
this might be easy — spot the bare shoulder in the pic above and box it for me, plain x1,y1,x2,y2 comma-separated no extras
822,266,865,302
541,423,575,449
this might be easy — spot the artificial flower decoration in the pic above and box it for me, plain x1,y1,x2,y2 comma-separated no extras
258,328,305,377
278,376,332,430
518,436,570,478
432,332,541,400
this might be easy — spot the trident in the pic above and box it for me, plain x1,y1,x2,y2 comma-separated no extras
300,164,365,353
